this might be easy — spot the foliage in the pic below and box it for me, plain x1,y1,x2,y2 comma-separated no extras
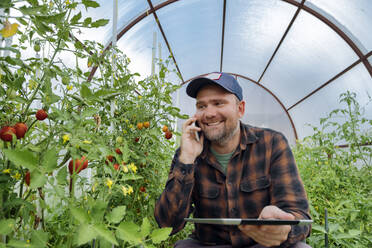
293,91,372,248
0,0,185,247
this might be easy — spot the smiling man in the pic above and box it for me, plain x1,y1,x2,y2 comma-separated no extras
155,72,311,248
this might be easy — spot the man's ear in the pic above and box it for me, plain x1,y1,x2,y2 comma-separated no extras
238,100,245,118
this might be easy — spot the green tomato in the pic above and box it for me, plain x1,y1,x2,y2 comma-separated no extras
116,136,123,144
34,44,41,52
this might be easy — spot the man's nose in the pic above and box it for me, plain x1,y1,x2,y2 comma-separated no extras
203,106,217,119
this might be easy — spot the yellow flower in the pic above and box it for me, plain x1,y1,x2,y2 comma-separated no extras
121,185,134,196
125,119,129,123
106,179,113,189
66,85,73,91
83,140,92,144
138,95,142,99
92,183,97,192
123,130,127,134
123,165,128,173
0,21,19,38
127,186,133,194
12,172,21,180
121,186,128,196
62,134,70,144
129,124,133,129
3,169,11,174
65,0,70,5
129,163,137,173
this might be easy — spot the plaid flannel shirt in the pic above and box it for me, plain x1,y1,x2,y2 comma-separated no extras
155,122,311,248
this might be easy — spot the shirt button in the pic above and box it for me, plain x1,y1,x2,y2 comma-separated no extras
181,169,186,175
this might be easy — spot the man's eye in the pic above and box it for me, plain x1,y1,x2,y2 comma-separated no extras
197,105,206,109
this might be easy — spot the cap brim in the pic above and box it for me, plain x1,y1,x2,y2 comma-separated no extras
186,78,218,98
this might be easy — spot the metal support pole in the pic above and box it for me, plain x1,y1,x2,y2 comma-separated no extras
325,208,329,248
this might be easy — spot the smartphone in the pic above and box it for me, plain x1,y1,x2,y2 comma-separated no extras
192,121,202,141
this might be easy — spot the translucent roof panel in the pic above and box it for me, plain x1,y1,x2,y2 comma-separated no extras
307,0,372,52
73,0,149,46
155,0,223,81
290,63,372,139
223,0,297,81
237,77,296,144
261,10,358,108
116,15,168,78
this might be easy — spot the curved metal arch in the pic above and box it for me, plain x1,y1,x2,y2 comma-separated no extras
181,72,299,141
282,0,372,77
88,0,372,120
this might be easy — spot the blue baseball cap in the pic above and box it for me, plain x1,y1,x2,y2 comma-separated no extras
186,72,243,101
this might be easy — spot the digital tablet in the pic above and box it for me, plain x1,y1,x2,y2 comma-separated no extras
185,218,313,226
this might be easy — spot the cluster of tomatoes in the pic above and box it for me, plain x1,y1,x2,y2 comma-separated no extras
0,109,48,142
162,125,173,140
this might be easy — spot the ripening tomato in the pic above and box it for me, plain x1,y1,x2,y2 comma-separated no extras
162,125,168,133
143,121,150,128
0,126,16,142
68,156,88,174
165,131,172,140
14,122,28,139
25,171,31,186
36,109,48,121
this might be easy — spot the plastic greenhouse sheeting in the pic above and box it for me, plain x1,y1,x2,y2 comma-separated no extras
71,0,372,143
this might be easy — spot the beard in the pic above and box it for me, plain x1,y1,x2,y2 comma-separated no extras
204,120,240,145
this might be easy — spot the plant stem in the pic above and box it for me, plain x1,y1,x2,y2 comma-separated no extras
23,38,63,119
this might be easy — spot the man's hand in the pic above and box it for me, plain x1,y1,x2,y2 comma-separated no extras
238,205,295,247
179,117,204,164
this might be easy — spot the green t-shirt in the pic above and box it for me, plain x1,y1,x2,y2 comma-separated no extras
210,147,234,174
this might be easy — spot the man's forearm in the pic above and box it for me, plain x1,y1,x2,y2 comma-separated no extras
154,161,195,234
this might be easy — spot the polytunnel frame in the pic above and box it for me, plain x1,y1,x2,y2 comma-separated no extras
87,0,372,141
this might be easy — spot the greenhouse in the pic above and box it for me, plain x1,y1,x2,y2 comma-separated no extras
0,0,371,247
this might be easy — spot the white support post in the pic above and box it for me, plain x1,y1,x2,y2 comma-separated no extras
110,0,118,132
151,32,157,76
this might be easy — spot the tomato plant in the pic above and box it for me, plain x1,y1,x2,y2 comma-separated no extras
0,0,187,247
293,92,372,248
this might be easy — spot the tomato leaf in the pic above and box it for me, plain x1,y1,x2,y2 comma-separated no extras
74,224,96,246
0,219,15,235
150,227,172,244
70,11,82,25
3,149,38,170
42,147,58,172
31,229,48,247
141,217,151,239
90,19,109,28
105,205,126,224
116,222,141,244
70,207,90,224
92,224,118,245
82,0,100,9
29,170,47,189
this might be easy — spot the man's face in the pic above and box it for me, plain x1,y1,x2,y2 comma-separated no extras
195,84,245,144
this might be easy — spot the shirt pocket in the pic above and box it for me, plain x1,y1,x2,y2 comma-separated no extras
240,175,271,193
239,176,271,216
196,183,222,217
198,185,220,199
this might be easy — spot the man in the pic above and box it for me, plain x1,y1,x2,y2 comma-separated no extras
155,72,311,248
